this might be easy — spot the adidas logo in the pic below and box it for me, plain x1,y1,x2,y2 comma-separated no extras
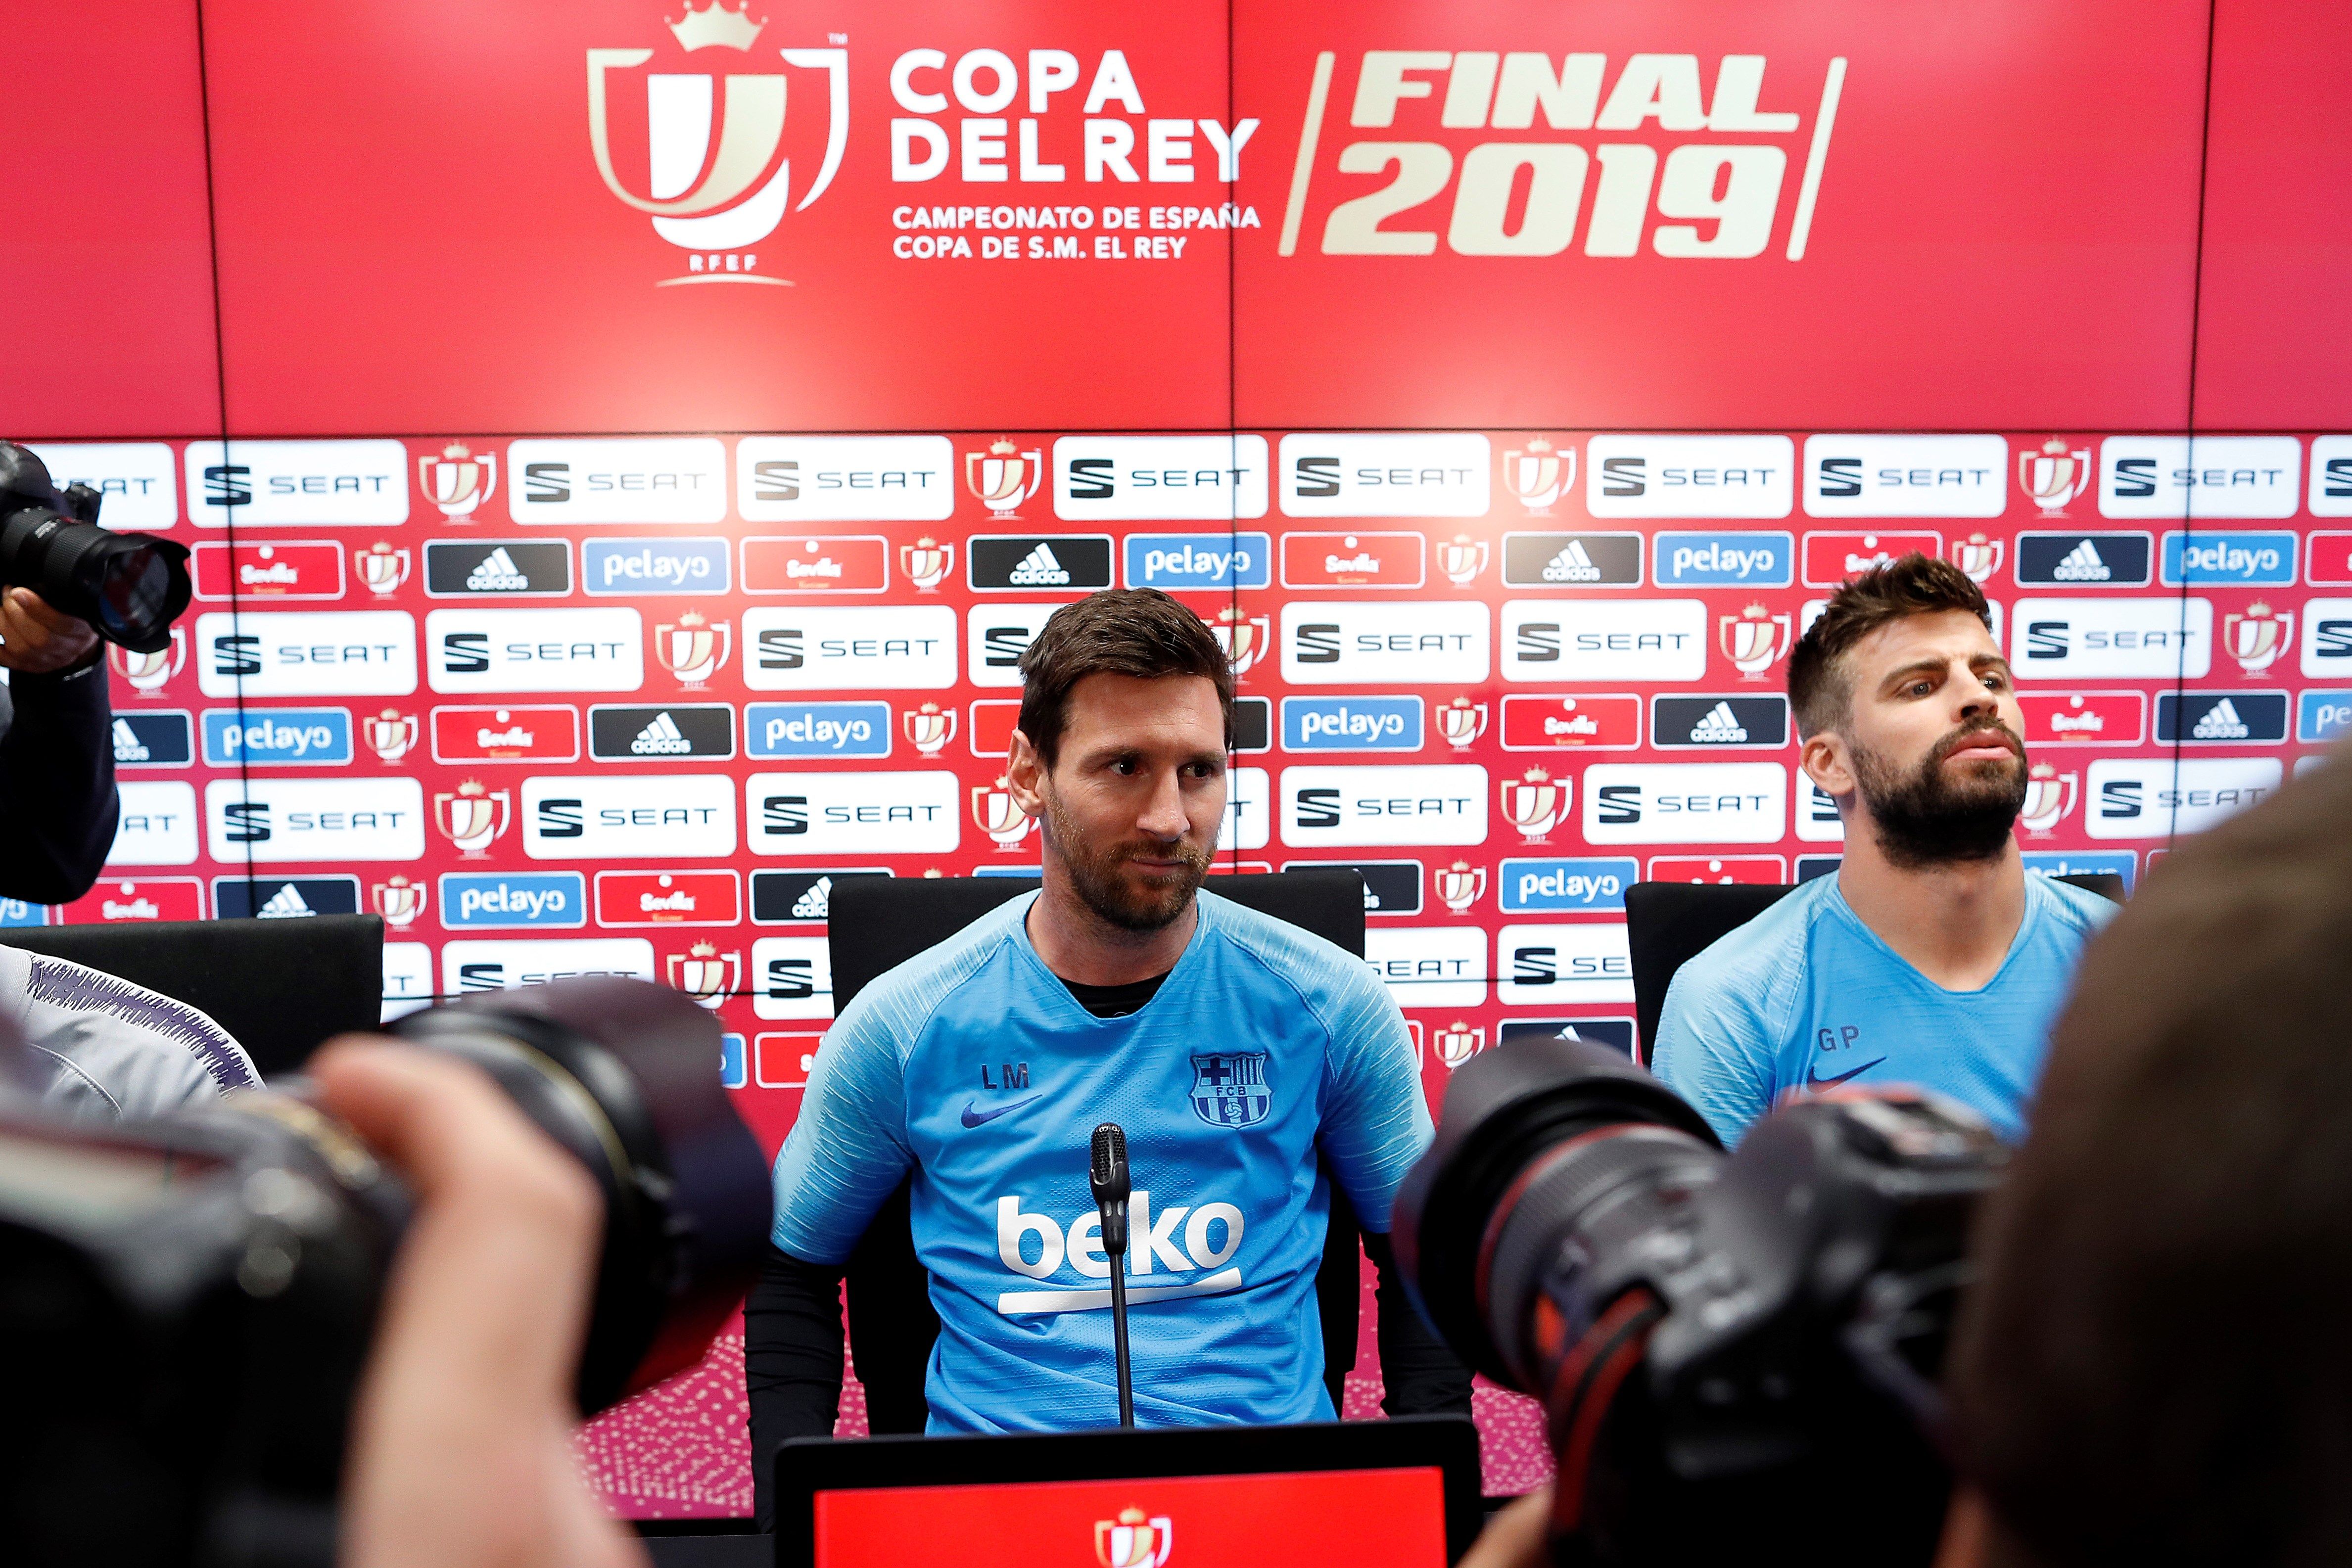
1689,701,1749,742
1008,543,1070,585
110,718,150,762
256,883,315,919
2051,540,2111,581
1542,539,1601,583
466,547,531,591
791,875,834,919
2192,698,2250,739
631,711,694,754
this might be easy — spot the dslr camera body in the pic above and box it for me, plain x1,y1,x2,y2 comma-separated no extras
1395,1037,2005,1566
0,441,191,654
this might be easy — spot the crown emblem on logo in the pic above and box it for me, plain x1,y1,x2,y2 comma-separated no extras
667,0,764,51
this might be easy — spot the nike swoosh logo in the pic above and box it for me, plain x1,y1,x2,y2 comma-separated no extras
1804,1057,1886,1090
960,1095,1042,1129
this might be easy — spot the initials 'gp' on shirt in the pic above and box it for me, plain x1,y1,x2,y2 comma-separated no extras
766,889,1430,1434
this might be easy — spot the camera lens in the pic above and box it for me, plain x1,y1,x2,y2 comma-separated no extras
390,978,770,1413
1391,1035,1718,1391
0,443,192,654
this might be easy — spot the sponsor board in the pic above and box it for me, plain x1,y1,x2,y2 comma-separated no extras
111,712,193,768
2160,530,2296,587
1797,780,1846,842
1282,601,1489,685
1652,530,1793,587
967,534,1115,592
1496,857,1638,914
192,541,345,600
747,605,958,690
429,704,581,763
1502,599,1706,682
594,869,743,927
380,942,433,1020
1500,532,1643,588
749,1032,820,1090
1056,436,1272,521
27,441,178,529
1497,1019,1638,1060
747,868,889,924
521,774,736,860
198,610,418,698
587,703,735,760
1230,696,1273,754
1279,696,1422,753
2299,691,2352,744
1363,926,1487,1009
1650,694,1790,749
2014,598,2213,679
1799,530,1945,588
2308,533,2352,586
1280,859,1423,918
2098,436,2301,519
201,707,353,766
423,539,574,597
1222,767,1273,852
1801,434,2008,517
581,537,729,596
1279,433,1490,517
1582,762,1787,844
2014,531,2152,587
107,782,201,867
747,770,960,855
1647,854,1788,883
213,876,362,919
438,871,588,930
966,604,1057,690
204,777,425,862
426,607,643,692
2300,599,2352,678
745,700,893,759
1586,435,1792,519
968,698,1022,756
1499,694,1641,750
740,535,891,594
752,936,835,1020
2155,690,2289,745
507,437,727,524
64,877,206,924
2022,851,2137,894
442,938,656,994
2087,758,2284,839
1279,764,1488,847
2311,439,2352,520
736,436,955,522
1123,532,1274,590
187,439,408,527
1279,531,1427,589
1498,923,1635,1006
2016,691,2146,747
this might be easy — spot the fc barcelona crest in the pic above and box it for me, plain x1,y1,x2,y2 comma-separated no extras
1095,1509,1174,1568
1190,1052,1271,1128
420,441,497,523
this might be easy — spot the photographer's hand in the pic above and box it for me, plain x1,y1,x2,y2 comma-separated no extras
311,1039,647,1568
0,587,97,673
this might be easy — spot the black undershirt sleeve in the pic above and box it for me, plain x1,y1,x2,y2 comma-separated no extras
0,659,118,905
1360,1230,1475,1417
743,1242,847,1533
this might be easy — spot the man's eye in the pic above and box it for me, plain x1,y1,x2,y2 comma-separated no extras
1907,681,1934,697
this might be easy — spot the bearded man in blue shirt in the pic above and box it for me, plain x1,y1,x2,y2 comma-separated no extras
1652,554,2116,1146
745,588,1466,1524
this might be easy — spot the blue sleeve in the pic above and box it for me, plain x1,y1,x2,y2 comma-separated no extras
1311,962,1434,1233
768,999,917,1264
1649,964,1778,1148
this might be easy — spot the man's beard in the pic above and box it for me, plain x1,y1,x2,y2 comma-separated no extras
1850,717,2030,869
1039,787,1214,933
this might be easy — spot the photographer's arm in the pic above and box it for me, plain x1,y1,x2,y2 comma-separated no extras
0,591,115,904
1360,1229,1472,1415
309,1037,646,1568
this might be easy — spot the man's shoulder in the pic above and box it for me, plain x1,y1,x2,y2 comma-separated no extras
2030,872,2123,942
1671,877,1838,1006
1197,889,1380,1013
836,892,1031,1049
6,947,258,1117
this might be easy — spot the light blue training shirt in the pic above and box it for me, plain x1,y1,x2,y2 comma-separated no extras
1650,871,2116,1146
768,888,1431,1433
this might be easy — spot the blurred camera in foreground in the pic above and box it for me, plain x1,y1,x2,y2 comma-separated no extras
1394,1035,2006,1567
0,977,769,1568
0,442,191,654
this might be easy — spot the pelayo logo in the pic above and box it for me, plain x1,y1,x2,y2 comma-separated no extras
587,2,847,283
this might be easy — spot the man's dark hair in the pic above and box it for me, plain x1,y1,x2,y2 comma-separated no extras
1949,752,2352,1568
1016,588,1234,767
1787,553,1991,737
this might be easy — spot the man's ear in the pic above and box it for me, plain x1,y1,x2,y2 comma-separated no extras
1005,728,1047,820
1801,728,1857,801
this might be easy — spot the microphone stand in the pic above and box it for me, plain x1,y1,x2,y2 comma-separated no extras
1091,1122,1136,1428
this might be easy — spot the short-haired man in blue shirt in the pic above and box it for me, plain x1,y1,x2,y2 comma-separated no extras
745,588,1465,1525
1652,554,2115,1146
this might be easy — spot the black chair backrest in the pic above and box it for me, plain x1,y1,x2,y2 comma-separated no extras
825,870,1369,1432
1624,872,2127,1063
0,914,386,1078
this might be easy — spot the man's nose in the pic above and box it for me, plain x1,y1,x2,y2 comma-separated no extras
1137,768,1189,839
1953,666,2001,717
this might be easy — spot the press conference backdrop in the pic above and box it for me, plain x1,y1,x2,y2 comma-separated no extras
9,0,2349,1515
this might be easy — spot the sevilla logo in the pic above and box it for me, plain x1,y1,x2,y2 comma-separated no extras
420,441,497,523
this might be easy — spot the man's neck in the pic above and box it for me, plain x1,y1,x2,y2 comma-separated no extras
1026,854,1196,986
1835,823,2027,992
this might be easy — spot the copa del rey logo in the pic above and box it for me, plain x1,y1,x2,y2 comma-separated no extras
1096,1509,1173,1568
587,2,848,283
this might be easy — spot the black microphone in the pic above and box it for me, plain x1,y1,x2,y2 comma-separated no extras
1089,1122,1135,1428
